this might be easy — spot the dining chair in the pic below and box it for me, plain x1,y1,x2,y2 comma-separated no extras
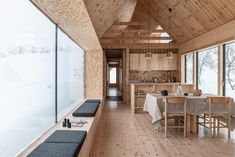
162,97,187,138
207,96,231,138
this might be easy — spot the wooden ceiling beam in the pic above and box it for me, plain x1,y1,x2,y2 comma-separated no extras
106,29,165,33
101,43,176,49
114,21,159,26
101,36,171,40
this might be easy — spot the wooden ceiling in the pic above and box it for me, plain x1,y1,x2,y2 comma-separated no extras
84,0,235,47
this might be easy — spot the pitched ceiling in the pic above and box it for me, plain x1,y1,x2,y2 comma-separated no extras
84,0,137,38
84,0,235,46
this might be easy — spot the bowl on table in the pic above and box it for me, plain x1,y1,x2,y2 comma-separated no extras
184,93,188,96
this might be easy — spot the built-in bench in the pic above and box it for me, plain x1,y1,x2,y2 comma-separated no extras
72,102,100,117
85,99,100,104
20,99,103,157
27,130,87,157
27,142,80,157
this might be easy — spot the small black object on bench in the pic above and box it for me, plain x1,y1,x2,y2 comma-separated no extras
72,99,100,117
27,130,87,157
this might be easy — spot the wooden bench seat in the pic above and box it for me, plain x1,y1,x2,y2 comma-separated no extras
19,99,103,157
72,102,99,117
27,130,87,157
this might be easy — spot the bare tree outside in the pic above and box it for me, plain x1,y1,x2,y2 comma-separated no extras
185,53,193,84
197,47,218,94
225,43,235,98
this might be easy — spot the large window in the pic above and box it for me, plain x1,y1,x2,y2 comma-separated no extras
0,1,55,156
185,53,193,84
0,1,85,156
197,47,218,94
57,29,84,120
224,42,235,100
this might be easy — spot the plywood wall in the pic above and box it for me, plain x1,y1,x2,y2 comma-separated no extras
32,0,102,51
85,50,104,98
32,0,104,99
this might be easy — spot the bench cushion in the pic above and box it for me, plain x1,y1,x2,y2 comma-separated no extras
44,130,87,144
27,143,80,157
72,102,99,117
85,99,100,104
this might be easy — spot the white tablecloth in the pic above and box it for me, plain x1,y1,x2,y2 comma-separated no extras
143,93,235,129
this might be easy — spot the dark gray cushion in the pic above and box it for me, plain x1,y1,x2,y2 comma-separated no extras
72,102,99,117
85,99,100,104
44,130,87,144
27,143,80,157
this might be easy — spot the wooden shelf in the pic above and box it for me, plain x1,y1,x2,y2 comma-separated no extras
135,95,146,98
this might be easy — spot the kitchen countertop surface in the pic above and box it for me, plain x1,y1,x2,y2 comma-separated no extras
129,81,193,85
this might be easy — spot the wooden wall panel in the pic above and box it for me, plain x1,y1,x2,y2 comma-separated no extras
179,19,235,54
85,50,104,98
32,0,104,99
32,0,102,51
93,0,235,46
84,0,137,38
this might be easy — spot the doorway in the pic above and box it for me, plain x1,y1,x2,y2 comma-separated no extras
105,49,123,101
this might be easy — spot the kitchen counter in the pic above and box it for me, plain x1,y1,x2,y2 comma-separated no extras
129,82,180,85
130,82,194,114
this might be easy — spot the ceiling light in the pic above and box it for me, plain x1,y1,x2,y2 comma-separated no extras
145,0,152,62
166,8,173,59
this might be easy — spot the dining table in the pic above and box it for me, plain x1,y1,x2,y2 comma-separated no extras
143,93,235,132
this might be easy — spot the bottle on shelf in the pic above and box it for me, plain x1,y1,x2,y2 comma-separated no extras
176,84,183,96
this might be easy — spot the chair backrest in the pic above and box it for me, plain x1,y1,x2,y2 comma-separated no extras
163,97,186,114
164,97,186,104
207,96,231,105
180,84,195,93
207,96,231,113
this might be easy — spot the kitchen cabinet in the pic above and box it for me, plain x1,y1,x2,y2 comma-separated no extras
129,54,140,70
130,53,177,71
151,54,177,70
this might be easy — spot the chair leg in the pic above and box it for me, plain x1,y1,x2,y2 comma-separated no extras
213,117,216,135
209,114,212,137
197,115,199,133
217,117,220,132
178,117,181,130
184,115,187,138
165,114,167,138
204,114,206,124
228,114,231,139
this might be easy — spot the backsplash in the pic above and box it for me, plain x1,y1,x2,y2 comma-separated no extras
129,70,178,82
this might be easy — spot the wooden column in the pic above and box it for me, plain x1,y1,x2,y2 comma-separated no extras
180,54,185,83
218,44,223,96
193,52,197,89
122,49,126,104
125,48,130,105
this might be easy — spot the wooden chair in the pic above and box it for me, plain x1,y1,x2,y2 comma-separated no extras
180,84,195,93
162,97,187,138
207,96,231,138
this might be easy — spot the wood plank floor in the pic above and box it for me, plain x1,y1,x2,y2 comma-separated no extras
90,101,235,157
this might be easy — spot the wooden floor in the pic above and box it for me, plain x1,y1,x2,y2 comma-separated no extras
107,87,122,96
90,101,235,157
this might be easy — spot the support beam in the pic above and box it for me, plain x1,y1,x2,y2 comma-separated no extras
100,36,171,40
114,21,159,26
101,43,176,49
106,29,165,33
